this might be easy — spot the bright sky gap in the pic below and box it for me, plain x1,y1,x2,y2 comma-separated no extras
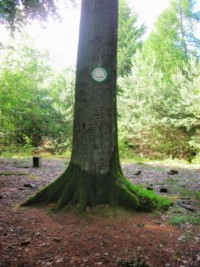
0,0,199,67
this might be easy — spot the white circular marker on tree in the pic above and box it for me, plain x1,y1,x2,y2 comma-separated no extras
91,66,108,83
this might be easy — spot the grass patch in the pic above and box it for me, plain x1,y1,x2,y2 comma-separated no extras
28,174,39,179
0,171,27,176
0,171,15,176
165,177,178,185
168,214,200,225
0,144,34,158
180,189,194,197
195,191,200,199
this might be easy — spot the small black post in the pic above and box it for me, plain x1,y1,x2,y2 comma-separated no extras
33,156,42,168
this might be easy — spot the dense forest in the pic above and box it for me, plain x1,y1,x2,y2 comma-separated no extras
0,0,200,162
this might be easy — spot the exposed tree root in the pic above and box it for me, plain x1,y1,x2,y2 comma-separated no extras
21,161,171,212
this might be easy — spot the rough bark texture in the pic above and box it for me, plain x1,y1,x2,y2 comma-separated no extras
72,0,118,175
22,0,170,211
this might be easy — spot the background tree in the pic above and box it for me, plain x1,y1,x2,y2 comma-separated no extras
0,42,74,154
117,0,145,76
142,0,200,79
118,52,200,160
0,0,58,31
172,0,200,58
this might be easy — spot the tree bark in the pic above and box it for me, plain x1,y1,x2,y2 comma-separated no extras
72,0,118,176
22,0,170,211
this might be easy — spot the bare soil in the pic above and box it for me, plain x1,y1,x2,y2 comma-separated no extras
0,158,199,267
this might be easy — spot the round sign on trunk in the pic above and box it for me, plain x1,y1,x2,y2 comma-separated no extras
90,66,108,83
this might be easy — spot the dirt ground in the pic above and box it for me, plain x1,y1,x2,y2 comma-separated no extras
0,158,199,267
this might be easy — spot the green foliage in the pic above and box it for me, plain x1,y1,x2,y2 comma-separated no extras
142,12,184,79
170,0,200,58
118,0,145,76
0,144,34,157
0,42,75,155
141,0,200,80
0,0,58,31
118,52,200,160
118,140,137,160
117,0,200,161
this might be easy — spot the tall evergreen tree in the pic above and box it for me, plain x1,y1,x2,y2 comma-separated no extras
142,0,200,79
172,0,200,58
118,0,145,76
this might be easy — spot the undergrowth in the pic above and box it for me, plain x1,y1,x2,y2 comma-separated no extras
168,214,200,225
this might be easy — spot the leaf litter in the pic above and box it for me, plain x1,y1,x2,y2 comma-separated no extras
0,158,199,267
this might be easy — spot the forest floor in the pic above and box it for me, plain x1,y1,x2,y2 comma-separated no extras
0,158,200,267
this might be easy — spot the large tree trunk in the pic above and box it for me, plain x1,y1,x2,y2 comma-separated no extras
22,0,170,211
72,0,118,178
